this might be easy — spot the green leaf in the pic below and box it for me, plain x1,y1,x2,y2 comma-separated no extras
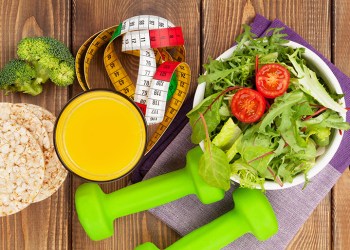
277,109,307,152
226,134,242,162
187,92,223,144
301,109,350,130
212,118,241,150
288,50,346,114
277,164,294,183
258,90,305,132
199,141,231,191
311,127,331,146
230,158,265,190
218,102,231,117
240,145,275,176
292,101,314,120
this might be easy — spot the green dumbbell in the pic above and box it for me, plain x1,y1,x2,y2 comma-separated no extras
135,188,278,250
75,146,226,241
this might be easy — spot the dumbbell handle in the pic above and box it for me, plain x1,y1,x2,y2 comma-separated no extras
135,210,249,250
168,210,248,250
105,167,195,219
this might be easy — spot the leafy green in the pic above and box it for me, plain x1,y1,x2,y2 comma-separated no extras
311,127,331,146
277,108,307,152
288,49,346,114
231,158,265,190
212,118,241,150
199,141,231,191
187,92,223,144
197,112,231,191
300,109,350,130
258,90,305,132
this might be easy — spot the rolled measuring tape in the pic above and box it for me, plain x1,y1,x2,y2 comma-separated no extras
75,15,191,153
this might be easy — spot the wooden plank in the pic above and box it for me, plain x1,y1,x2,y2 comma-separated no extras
71,0,200,249
0,0,71,249
202,0,332,249
332,0,350,248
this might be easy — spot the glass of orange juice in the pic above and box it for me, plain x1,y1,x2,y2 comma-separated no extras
54,89,147,182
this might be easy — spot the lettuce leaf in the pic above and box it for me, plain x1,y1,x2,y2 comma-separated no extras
212,118,241,150
231,158,265,190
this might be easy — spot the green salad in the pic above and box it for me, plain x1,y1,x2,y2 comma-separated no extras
187,26,350,191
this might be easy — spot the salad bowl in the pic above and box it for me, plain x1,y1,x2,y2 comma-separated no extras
193,41,346,190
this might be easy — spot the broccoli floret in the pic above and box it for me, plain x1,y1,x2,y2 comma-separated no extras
17,37,75,87
0,59,43,96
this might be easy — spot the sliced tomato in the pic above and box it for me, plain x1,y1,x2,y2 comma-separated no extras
256,63,290,98
231,88,266,123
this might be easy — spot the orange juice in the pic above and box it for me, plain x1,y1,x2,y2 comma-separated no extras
54,90,147,181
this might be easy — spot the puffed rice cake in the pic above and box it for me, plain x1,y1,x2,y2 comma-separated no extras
0,120,45,216
18,103,68,202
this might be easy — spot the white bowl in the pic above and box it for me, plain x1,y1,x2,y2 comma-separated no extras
193,41,345,190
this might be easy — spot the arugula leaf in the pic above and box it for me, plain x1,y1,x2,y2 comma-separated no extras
258,90,305,132
277,163,294,183
301,109,350,130
277,108,307,152
288,49,347,114
292,101,314,119
218,101,231,117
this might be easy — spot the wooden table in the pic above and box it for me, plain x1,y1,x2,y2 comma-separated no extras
1,0,349,249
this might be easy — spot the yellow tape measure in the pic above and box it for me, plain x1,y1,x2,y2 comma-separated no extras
75,15,191,154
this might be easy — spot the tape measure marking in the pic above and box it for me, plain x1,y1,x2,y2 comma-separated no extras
106,25,185,120
145,61,190,125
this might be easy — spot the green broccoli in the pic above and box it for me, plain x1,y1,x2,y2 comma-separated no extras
0,36,75,96
17,37,75,87
0,59,43,96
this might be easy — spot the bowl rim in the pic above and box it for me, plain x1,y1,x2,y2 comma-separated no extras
193,40,345,190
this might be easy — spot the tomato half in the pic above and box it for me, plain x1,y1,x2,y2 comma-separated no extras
256,63,290,98
231,88,266,123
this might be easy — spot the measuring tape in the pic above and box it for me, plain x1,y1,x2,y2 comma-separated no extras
75,15,191,153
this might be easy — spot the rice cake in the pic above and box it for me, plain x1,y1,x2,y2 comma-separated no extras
17,103,68,202
0,120,45,216
0,103,51,157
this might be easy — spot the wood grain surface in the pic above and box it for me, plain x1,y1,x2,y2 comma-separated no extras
0,0,71,250
0,0,349,249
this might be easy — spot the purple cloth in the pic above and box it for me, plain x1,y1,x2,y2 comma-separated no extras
142,15,350,249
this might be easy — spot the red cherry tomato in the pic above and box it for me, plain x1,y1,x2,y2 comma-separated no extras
231,88,266,123
256,63,290,98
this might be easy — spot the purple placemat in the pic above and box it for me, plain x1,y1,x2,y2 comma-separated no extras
142,14,350,249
